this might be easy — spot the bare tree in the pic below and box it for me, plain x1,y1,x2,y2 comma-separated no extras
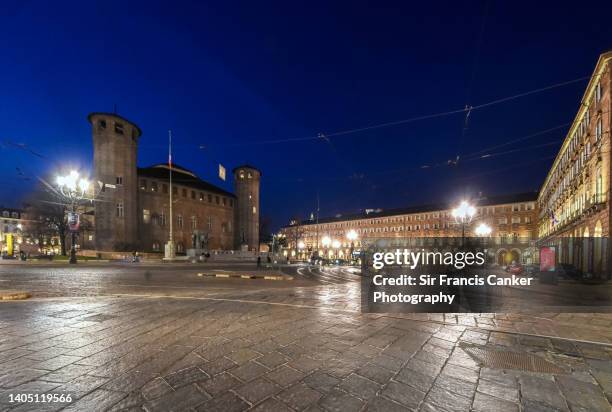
23,182,71,255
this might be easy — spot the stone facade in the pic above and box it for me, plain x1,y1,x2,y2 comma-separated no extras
89,113,260,253
537,52,611,276
282,193,538,265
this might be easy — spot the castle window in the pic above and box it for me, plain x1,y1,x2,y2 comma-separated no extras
160,211,166,226
115,122,124,135
143,209,150,224
116,201,124,218
182,188,187,197
162,184,168,194
151,182,158,192
177,214,183,229
152,242,160,251
222,197,226,205
172,186,178,196
199,192,203,201
248,172,252,178
239,170,245,179
116,176,123,186
191,190,196,200
207,216,212,231
215,196,219,204
230,199,234,207
253,206,257,214
191,216,197,230
208,194,212,202
140,180,147,191
98,120,106,129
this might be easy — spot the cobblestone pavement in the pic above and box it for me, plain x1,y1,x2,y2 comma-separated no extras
0,294,611,411
1,264,612,411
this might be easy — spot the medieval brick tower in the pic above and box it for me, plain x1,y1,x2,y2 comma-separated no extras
89,112,141,250
233,165,260,251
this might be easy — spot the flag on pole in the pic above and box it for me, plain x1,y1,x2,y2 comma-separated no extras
218,164,226,181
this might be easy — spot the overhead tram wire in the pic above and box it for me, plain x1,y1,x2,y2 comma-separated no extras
137,74,590,151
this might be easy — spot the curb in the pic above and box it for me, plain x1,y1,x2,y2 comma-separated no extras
0,291,32,300
197,273,293,281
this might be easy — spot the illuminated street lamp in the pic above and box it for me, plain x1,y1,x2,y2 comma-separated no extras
346,229,358,263
452,200,476,244
474,223,492,237
331,239,341,260
321,236,331,247
56,170,90,264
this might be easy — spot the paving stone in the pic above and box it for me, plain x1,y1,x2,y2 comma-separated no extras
36,355,83,371
439,363,479,384
520,399,567,412
164,366,209,389
233,377,281,404
252,397,294,411
395,368,435,392
195,391,249,412
477,378,519,402
266,365,305,387
198,372,240,396
357,363,395,384
257,351,289,369
143,383,209,411
425,384,472,412
519,375,568,411
141,377,174,400
304,371,341,393
430,374,477,399
289,356,322,373
318,388,365,412
227,348,261,364
381,381,425,409
472,391,519,412
62,388,127,411
365,396,410,411
200,357,238,376
277,383,323,410
557,375,611,412
339,373,380,400
0,368,49,388
230,360,269,382
370,354,403,372
40,364,95,383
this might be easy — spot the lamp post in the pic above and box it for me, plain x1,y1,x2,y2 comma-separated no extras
452,200,476,246
321,235,331,260
346,229,358,264
331,239,341,261
56,170,90,264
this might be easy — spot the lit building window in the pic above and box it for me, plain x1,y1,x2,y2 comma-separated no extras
177,214,183,229
253,206,257,214
596,118,602,141
595,81,602,103
116,176,123,185
191,216,197,230
143,209,150,224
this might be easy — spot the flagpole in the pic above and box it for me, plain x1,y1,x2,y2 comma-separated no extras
165,130,175,259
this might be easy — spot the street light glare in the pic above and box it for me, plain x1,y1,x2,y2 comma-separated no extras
475,223,492,236
331,239,341,249
346,229,358,241
321,236,331,247
297,240,305,249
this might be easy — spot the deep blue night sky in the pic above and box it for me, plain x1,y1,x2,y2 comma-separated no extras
2,1,612,231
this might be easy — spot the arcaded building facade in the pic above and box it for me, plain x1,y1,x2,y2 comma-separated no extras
89,112,260,253
537,51,611,276
282,193,538,265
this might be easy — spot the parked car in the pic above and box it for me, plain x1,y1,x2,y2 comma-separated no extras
506,264,524,275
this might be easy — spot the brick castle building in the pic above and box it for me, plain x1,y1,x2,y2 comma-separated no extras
89,112,260,253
